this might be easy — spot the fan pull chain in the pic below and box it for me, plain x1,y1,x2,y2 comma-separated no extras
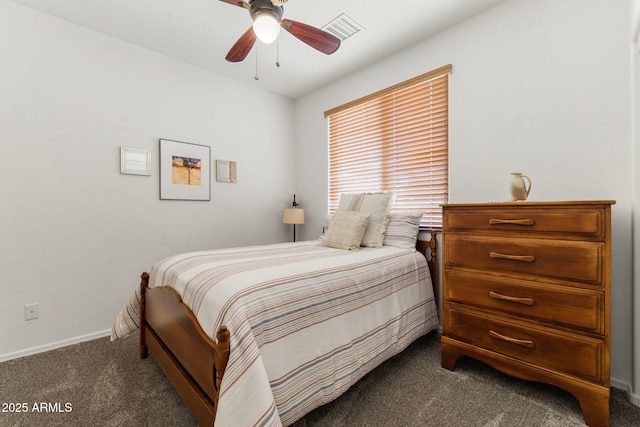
276,37,280,68
254,45,260,80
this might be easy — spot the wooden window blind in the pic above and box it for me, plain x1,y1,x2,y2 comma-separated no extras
325,64,451,229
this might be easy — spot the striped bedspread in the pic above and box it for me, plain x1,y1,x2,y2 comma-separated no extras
112,240,439,426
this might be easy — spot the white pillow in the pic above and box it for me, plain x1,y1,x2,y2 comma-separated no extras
337,192,395,248
383,211,424,249
321,211,371,250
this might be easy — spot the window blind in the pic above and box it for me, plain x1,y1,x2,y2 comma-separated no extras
325,65,451,229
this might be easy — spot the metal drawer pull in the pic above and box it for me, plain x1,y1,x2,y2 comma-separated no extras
489,252,536,262
488,291,535,306
489,330,535,349
489,218,535,226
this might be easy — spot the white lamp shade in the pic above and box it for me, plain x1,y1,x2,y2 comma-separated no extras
253,13,280,44
282,208,305,225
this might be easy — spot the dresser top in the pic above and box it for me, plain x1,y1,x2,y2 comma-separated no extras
442,200,616,208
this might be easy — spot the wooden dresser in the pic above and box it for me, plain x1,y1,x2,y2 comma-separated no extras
441,201,614,427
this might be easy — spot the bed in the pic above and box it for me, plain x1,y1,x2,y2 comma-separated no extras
112,201,440,427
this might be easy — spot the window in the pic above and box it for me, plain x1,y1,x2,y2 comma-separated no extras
325,64,451,229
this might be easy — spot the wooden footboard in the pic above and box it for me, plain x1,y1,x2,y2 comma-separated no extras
140,234,438,426
139,273,229,426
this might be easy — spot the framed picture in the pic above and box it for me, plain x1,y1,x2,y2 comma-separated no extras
159,139,211,201
216,160,237,183
120,147,151,176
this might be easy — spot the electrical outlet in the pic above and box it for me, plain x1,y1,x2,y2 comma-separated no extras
24,303,39,321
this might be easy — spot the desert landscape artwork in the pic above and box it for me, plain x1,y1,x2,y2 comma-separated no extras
172,156,201,186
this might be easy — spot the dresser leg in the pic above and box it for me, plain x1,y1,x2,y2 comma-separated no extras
575,387,610,427
440,337,458,371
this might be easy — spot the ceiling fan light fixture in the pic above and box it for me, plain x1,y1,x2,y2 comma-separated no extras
253,11,280,44
222,0,339,63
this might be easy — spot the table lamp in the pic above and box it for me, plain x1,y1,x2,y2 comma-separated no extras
282,194,305,242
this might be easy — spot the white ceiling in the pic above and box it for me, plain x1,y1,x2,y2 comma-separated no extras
9,0,506,99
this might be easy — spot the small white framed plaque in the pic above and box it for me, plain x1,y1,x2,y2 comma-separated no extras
120,147,151,176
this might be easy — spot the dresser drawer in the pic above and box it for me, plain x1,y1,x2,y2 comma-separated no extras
443,306,604,382
443,207,605,238
444,270,603,333
444,235,603,286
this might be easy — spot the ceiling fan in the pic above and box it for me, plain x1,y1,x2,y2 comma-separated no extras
220,0,341,62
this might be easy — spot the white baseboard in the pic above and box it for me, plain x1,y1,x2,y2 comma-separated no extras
610,377,640,408
628,390,640,407
610,377,629,391
0,329,111,363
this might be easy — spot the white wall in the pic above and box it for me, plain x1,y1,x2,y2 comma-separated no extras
630,0,640,407
295,0,635,394
0,1,296,360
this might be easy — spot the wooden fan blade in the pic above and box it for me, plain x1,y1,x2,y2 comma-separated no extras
219,0,251,9
280,19,340,55
225,27,257,62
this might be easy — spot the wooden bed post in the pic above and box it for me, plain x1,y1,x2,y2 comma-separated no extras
428,230,438,305
140,272,150,359
416,231,439,308
214,326,230,392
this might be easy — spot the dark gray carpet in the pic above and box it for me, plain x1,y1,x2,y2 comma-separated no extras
1,332,638,426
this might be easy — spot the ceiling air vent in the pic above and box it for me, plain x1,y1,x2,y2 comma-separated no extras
322,13,365,41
